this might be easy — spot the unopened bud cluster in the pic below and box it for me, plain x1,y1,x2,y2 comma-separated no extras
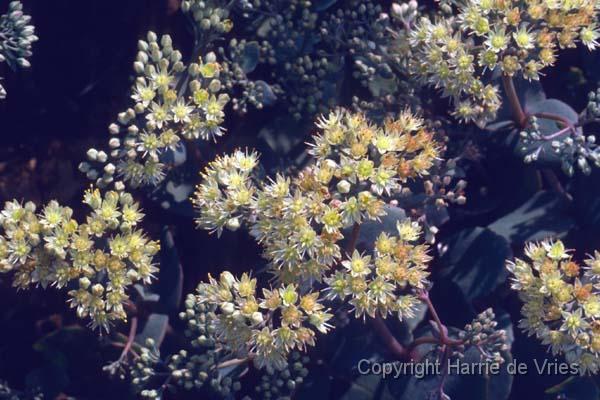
216,0,427,119
218,0,334,118
181,0,233,34
341,0,429,117
255,351,309,399
456,308,509,365
508,240,600,374
172,299,230,393
0,188,159,330
80,31,229,189
133,291,313,398
169,348,242,396
325,1,391,98
130,339,161,398
217,39,281,114
134,292,314,397
0,380,43,400
520,115,600,176
585,88,600,120
0,1,38,99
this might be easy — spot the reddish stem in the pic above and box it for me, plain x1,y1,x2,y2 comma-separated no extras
532,112,573,128
372,315,409,359
540,126,571,140
418,291,446,339
502,75,579,140
118,316,138,362
502,75,527,128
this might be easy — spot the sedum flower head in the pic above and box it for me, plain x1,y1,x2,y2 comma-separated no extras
193,109,440,284
323,220,431,320
187,271,332,371
189,110,440,376
409,0,600,124
508,239,600,374
80,31,230,190
193,109,437,325
0,188,159,331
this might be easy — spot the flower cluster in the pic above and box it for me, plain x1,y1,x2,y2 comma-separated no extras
193,109,440,283
0,1,38,99
324,221,430,320
409,0,600,124
125,270,327,394
191,109,440,362
192,271,333,370
126,291,312,399
0,188,159,330
80,31,230,189
508,239,600,374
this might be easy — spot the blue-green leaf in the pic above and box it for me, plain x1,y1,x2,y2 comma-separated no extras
135,313,169,347
438,227,511,302
488,191,574,243
239,41,260,74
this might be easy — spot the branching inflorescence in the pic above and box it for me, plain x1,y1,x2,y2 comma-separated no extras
80,32,230,190
189,110,439,365
186,108,508,394
0,188,159,331
194,109,438,279
508,239,600,374
409,0,600,124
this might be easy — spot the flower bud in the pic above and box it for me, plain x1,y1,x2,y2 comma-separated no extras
391,3,403,19
336,180,351,194
79,277,91,289
91,283,104,296
220,302,235,315
251,311,264,324
226,217,240,231
87,148,98,161
220,271,236,288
